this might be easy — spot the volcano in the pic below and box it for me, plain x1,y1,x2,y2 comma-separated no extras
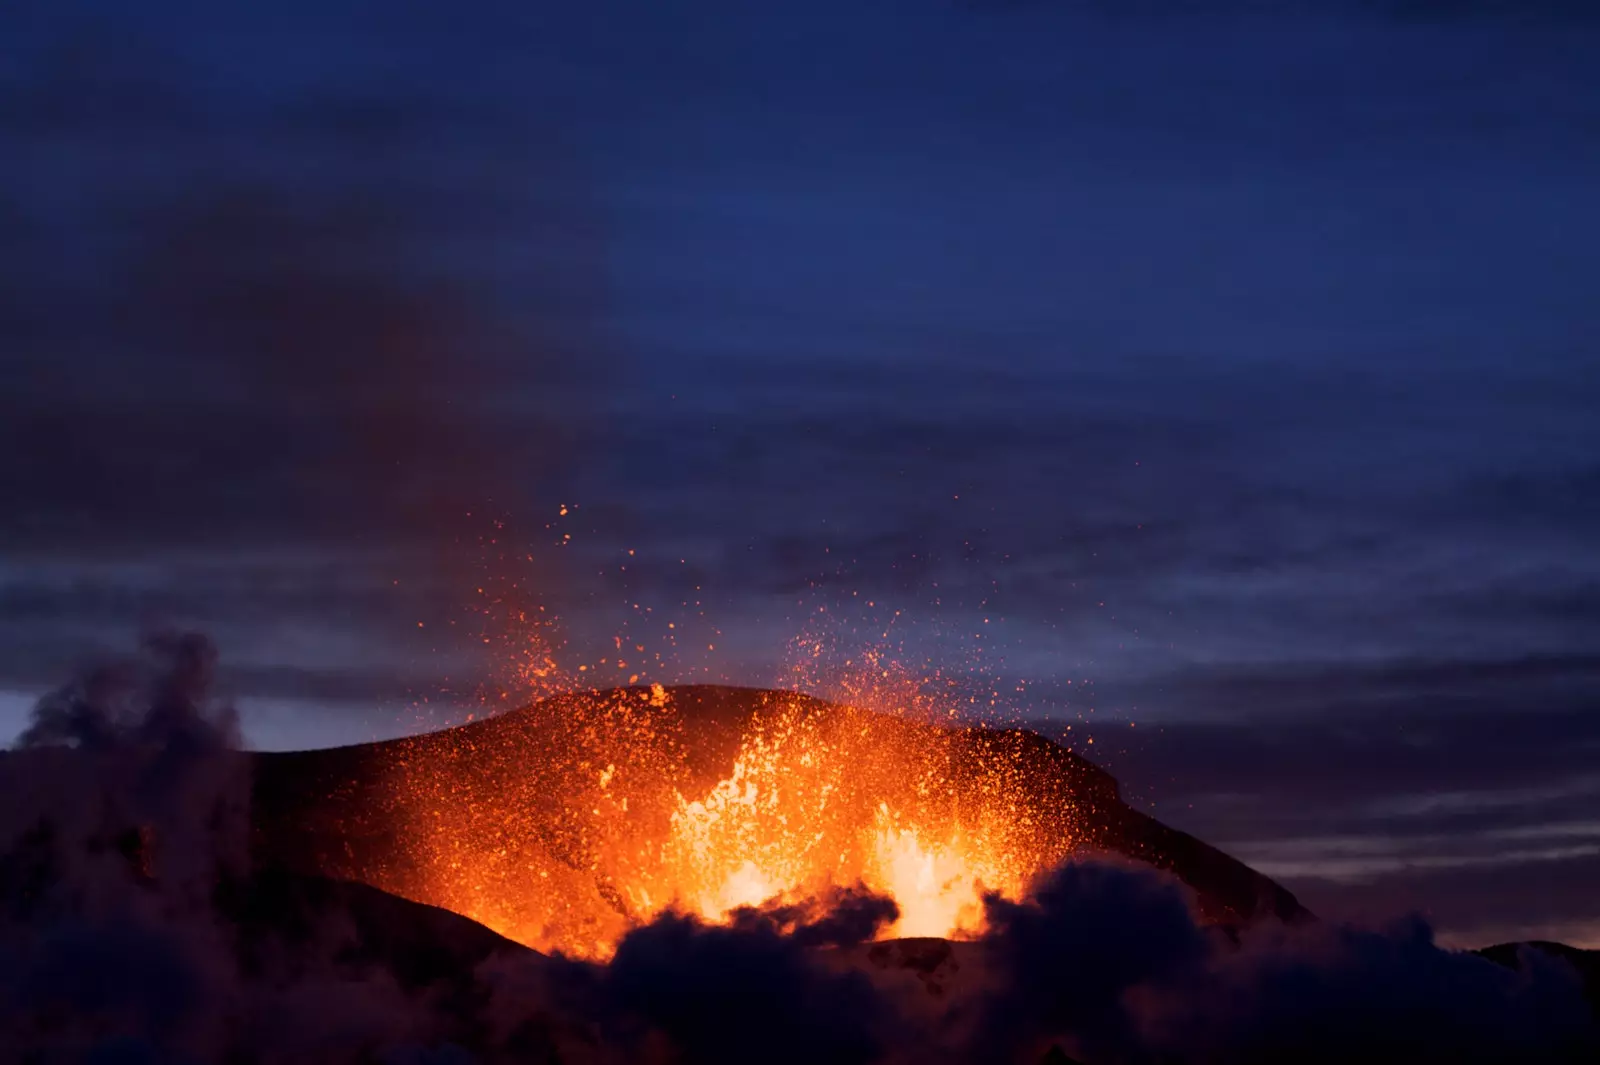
252,684,1308,956
7,680,1597,1064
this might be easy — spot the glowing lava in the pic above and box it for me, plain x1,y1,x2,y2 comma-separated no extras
365,684,1077,958
640,701,1028,940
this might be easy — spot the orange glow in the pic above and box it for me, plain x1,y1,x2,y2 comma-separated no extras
356,678,1077,958
637,700,1032,941
342,586,1080,958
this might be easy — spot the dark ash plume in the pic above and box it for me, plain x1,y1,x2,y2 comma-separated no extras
729,883,901,948
19,630,241,753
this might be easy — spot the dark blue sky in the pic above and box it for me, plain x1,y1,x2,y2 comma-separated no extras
3,1,1598,946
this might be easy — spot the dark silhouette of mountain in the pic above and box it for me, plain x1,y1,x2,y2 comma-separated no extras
218,867,525,989
1480,941,1600,1015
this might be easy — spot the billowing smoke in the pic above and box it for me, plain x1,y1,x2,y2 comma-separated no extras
0,633,467,1064
2,637,1595,1063
728,884,902,949
600,911,890,1065
973,862,1596,1064
1,15,615,716
973,860,1215,1062
19,629,241,753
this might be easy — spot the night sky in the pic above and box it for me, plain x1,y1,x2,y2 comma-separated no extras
4,1,1598,948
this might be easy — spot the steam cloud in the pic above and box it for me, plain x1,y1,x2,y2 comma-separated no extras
19,630,241,753
1,636,1595,1063
974,862,1595,1064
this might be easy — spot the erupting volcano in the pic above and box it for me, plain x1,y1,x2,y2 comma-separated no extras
9,636,1595,1065
253,684,1307,958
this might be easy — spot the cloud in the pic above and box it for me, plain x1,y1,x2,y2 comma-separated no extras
18,630,240,753
1082,665,1600,946
1139,918,1593,1065
596,911,892,1065
960,1,1600,22
970,861,1595,1064
728,884,902,948
974,861,1213,1062
0,633,517,1064
0,9,614,559
0,183,591,553
0,10,621,723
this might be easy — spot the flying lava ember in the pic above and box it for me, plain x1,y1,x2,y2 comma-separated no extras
250,545,1109,960
338,680,1081,959
247,541,1305,962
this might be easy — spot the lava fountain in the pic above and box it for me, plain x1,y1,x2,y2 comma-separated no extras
641,694,1034,939
283,684,1080,959
252,680,1308,959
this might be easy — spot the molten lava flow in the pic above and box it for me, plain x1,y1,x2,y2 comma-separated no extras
635,702,1029,941
872,809,998,938
373,686,1076,958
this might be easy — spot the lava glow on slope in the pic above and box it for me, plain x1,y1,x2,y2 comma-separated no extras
361,684,1077,959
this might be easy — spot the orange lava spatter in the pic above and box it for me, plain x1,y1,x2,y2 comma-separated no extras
362,684,1075,959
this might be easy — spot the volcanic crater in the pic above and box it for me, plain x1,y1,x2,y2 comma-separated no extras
252,684,1309,958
